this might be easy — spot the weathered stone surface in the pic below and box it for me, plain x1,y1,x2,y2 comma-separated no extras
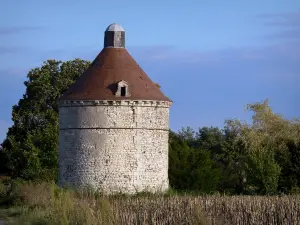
104,23,125,48
59,103,169,130
58,100,170,194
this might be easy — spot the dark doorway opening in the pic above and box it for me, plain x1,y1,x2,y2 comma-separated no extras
121,86,126,96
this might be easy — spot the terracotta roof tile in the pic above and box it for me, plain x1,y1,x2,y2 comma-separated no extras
59,47,171,102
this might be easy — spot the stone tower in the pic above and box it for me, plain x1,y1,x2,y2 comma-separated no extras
58,23,172,194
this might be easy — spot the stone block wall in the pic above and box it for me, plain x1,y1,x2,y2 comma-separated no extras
58,100,171,194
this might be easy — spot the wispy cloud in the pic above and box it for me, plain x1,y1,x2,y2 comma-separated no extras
265,28,300,40
0,26,45,56
0,46,29,55
0,26,43,36
260,11,300,27
130,40,300,65
0,68,30,77
259,11,300,40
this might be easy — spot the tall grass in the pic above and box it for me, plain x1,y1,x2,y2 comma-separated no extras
0,180,299,225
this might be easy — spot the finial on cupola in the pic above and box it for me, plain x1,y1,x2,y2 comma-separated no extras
104,23,125,48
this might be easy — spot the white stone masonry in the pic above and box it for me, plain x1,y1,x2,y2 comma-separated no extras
58,100,171,194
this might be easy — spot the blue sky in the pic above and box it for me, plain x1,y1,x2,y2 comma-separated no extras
0,0,299,142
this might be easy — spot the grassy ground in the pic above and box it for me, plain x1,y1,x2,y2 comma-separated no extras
0,179,299,225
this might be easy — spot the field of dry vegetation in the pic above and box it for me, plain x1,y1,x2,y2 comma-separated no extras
0,181,300,225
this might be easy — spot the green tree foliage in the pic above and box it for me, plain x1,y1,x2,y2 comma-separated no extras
1,58,299,195
243,100,300,194
169,100,299,194
0,59,91,180
215,120,248,194
169,131,220,193
245,148,281,194
218,100,299,194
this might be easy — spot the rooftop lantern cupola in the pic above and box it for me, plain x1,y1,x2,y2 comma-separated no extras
104,23,125,48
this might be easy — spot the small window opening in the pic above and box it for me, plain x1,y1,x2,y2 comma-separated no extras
121,86,126,96
115,80,130,97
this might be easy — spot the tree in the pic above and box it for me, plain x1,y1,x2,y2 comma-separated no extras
245,148,281,194
2,58,299,197
215,120,248,194
177,126,197,147
228,99,300,194
169,131,220,193
1,59,91,180
196,126,224,158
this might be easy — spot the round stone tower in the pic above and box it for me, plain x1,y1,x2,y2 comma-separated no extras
58,23,172,194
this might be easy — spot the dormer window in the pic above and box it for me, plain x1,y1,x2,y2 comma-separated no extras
115,80,130,97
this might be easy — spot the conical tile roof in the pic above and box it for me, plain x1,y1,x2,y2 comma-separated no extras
60,24,171,102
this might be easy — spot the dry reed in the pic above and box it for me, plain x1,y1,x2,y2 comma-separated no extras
0,181,299,225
